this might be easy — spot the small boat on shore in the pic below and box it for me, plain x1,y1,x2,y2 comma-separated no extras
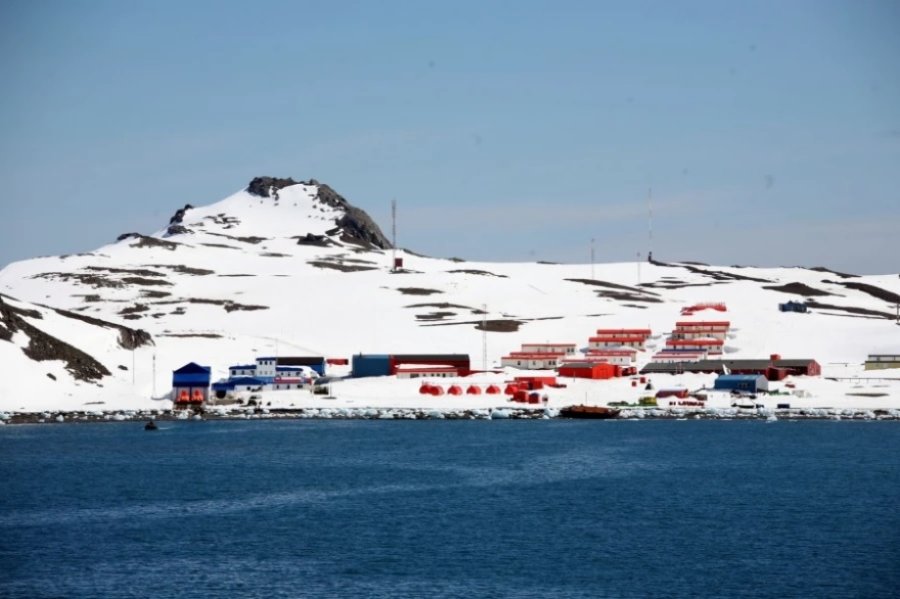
558,405,620,419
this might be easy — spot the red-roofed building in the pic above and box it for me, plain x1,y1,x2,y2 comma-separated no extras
520,343,577,356
595,328,651,338
665,338,724,355
583,349,637,366
672,321,730,340
558,362,620,379
501,353,562,369
588,336,647,350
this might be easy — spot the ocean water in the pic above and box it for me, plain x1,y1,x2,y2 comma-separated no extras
1,420,898,598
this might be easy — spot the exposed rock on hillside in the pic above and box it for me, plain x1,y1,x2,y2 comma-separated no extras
0,296,112,381
247,177,299,198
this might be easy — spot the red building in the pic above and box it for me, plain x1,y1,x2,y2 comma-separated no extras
558,362,620,379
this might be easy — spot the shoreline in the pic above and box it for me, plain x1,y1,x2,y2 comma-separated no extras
3,405,900,425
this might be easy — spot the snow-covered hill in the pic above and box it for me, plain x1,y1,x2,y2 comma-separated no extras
1,177,899,413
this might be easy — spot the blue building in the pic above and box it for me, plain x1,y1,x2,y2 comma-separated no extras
779,301,808,313
713,374,769,393
172,362,211,405
212,376,267,399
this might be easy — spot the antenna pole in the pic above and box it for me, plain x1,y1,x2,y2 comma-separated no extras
482,304,488,371
647,188,653,261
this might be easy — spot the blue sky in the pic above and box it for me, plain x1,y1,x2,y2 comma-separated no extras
1,0,898,273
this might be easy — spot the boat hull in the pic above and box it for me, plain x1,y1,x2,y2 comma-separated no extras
558,405,620,419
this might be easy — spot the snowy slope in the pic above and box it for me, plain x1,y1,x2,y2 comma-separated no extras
1,177,899,413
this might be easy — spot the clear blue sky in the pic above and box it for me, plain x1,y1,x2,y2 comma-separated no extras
1,0,898,273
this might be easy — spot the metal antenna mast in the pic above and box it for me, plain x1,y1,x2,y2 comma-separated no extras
482,304,488,371
647,188,653,261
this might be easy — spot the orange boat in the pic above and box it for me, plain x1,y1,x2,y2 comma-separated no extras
558,405,620,419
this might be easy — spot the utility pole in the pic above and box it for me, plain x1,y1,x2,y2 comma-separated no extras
482,304,488,371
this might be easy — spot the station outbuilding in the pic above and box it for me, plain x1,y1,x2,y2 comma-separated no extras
713,374,769,393
172,362,212,405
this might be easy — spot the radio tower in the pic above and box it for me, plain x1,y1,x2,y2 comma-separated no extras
482,304,488,371
647,188,653,262
590,238,595,280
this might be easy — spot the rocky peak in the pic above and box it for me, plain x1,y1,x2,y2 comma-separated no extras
246,176,299,198
246,176,393,250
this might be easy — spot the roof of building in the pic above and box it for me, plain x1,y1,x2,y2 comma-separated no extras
715,374,767,381
229,364,256,370
589,336,644,343
277,356,326,366
674,321,730,327
559,361,616,369
227,376,267,385
173,362,211,375
641,358,818,374
773,359,818,367
521,343,576,347
503,353,561,360
585,350,636,356
396,366,459,373
665,339,724,346
392,354,470,362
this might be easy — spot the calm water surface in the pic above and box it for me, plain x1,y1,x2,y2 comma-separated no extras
1,420,898,598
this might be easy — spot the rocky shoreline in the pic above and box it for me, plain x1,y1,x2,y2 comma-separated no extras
2,406,900,425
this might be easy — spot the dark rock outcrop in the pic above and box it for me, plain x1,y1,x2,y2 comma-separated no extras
166,224,192,236
248,177,392,249
314,183,391,248
0,296,112,382
168,204,195,225
294,233,336,247
247,177,299,198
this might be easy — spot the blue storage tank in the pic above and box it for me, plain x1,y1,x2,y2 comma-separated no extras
352,354,392,377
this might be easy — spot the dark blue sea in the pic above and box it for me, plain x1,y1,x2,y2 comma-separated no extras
1,420,899,598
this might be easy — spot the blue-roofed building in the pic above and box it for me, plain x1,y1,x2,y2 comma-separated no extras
212,376,267,397
229,364,257,377
172,362,212,405
779,301,808,313
713,374,769,393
